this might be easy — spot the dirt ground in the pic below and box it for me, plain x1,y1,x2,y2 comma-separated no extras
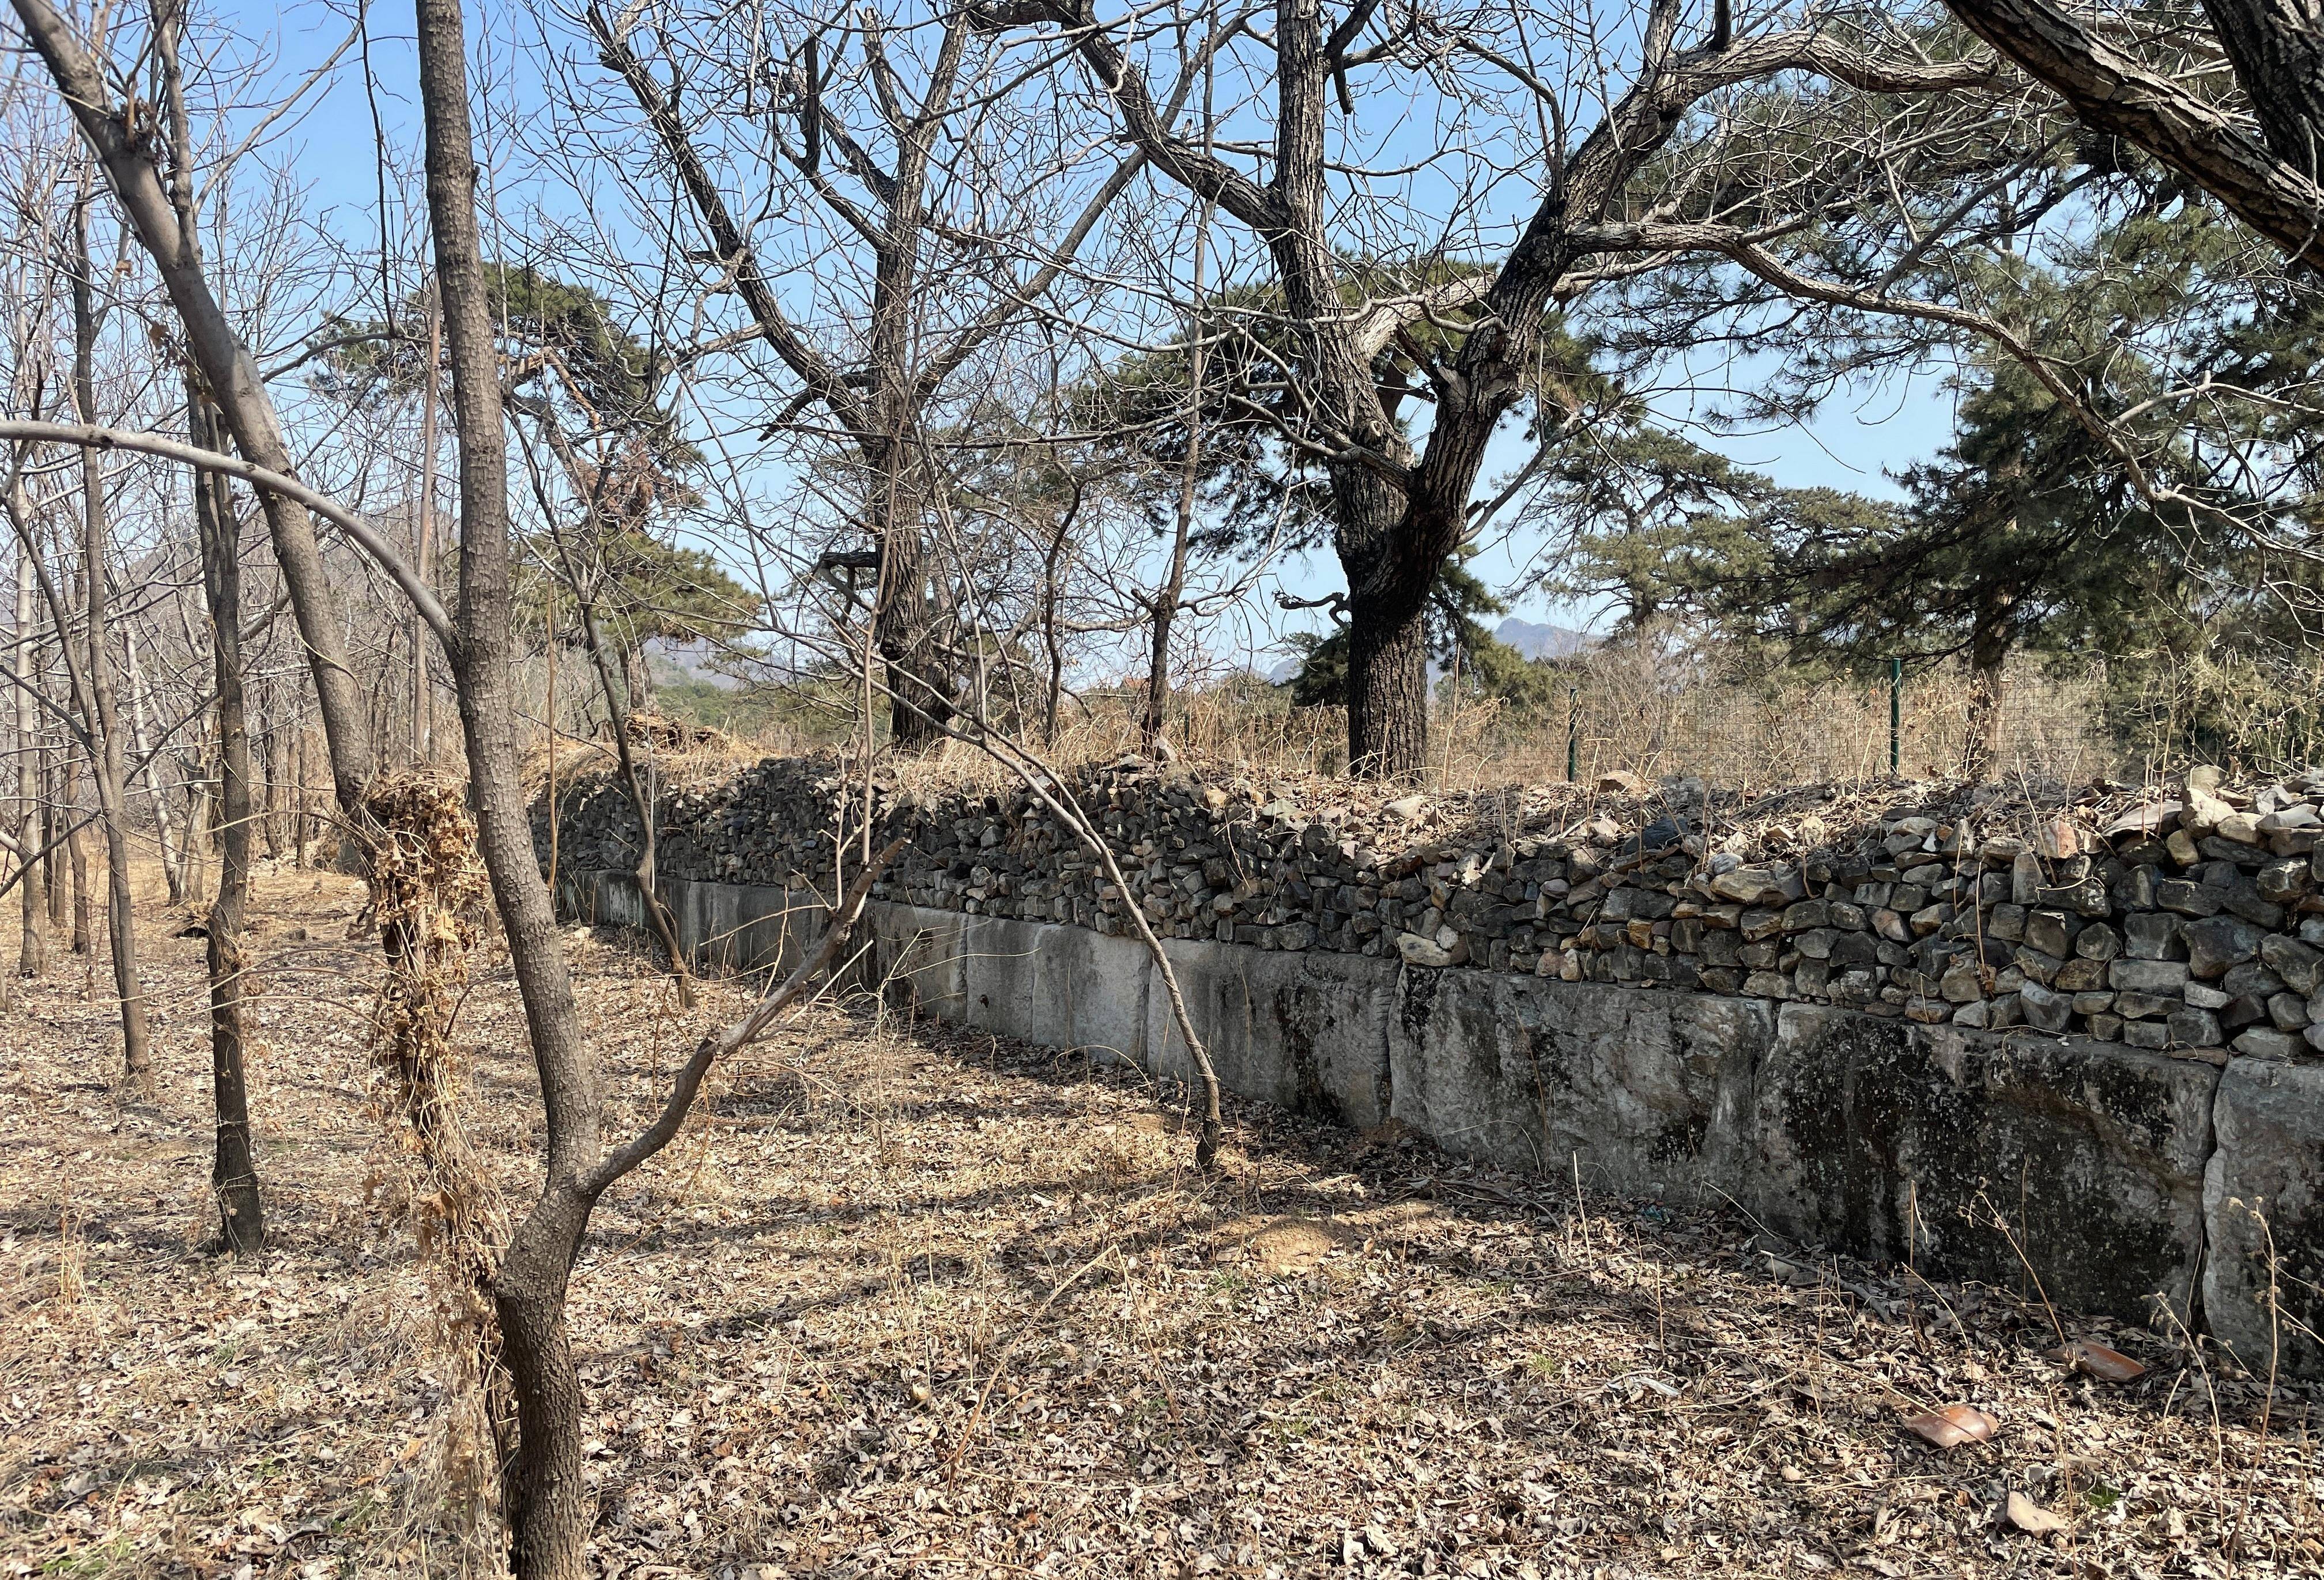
1,869,2318,1580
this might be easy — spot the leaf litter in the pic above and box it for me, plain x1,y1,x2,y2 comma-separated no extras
2,870,2320,1578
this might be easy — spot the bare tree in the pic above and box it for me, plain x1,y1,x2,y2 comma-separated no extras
67,180,154,1090
582,0,1142,749
979,0,2003,777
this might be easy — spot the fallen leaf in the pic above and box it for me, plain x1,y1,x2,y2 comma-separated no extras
2006,1491,2066,1535
2047,1340,2146,1382
1902,1404,1997,1449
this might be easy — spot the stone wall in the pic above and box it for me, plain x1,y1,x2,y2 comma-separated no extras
548,758,2323,1378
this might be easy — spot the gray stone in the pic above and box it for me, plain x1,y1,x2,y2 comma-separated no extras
2204,1060,2324,1378
1397,931,1455,967
2011,851,2043,905
2184,915,2265,980
2232,1027,2300,1060
2024,910,2073,958
1386,969,1768,1194
2258,858,2311,905
2260,933,2324,995
1749,1012,2213,1328
2123,1019,2171,1050
2124,911,2185,960
2156,880,2225,918
2019,981,2072,1032
2074,923,2121,961
2168,1006,2225,1049
2221,962,2287,1001
1151,938,1394,1127
2110,958,2191,993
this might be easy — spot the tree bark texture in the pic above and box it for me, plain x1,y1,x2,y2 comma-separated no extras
12,517,43,980
1946,0,2324,260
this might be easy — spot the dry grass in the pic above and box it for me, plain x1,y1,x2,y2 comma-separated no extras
773,652,2116,807
5,874,2318,1579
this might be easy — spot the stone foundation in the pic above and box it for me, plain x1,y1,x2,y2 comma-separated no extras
557,864,2318,1377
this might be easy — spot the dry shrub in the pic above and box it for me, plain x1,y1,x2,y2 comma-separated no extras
361,772,512,1543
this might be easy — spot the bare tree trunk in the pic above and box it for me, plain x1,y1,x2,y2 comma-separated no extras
257,709,284,861
46,753,66,930
193,393,262,1249
1963,580,2017,784
1346,594,1430,783
182,774,209,905
414,4,597,1570
12,519,43,980
62,751,89,955
124,633,186,905
414,285,442,766
292,724,310,867
71,187,153,1089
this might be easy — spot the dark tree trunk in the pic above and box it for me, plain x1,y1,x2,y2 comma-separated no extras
415,2,602,1573
874,513,951,751
65,755,89,954
1345,595,1430,781
46,754,67,929
1963,581,2017,783
193,394,262,1250
12,532,42,981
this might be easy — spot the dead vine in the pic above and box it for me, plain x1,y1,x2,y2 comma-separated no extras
360,772,514,1538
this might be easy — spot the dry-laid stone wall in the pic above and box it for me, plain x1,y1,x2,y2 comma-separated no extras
549,757,2324,1071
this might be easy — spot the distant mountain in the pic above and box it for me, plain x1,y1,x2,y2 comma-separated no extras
1493,618,1593,660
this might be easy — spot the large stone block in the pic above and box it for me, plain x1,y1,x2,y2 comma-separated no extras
1386,972,1767,1196
1146,940,1395,1128
1750,1008,2217,1326
2204,1059,2324,1377
859,902,965,1015
949,914,1152,1067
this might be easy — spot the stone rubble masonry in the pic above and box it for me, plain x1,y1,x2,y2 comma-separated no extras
546,758,2323,1375
545,757,2324,1064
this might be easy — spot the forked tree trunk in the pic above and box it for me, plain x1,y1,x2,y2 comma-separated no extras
413,2,600,1571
